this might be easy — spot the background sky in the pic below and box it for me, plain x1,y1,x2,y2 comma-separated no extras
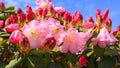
1,0,120,29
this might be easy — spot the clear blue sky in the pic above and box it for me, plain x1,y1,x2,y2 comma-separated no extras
1,0,120,29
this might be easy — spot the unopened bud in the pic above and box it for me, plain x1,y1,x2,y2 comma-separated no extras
17,8,23,14
102,9,109,20
63,12,72,22
0,20,4,29
0,2,5,11
26,5,32,13
19,36,30,53
88,16,94,23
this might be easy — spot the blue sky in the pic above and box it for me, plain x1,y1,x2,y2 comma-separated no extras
1,0,120,29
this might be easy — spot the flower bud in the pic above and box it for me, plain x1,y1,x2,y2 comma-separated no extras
0,2,5,11
10,14,18,24
26,12,34,22
102,9,109,20
88,16,94,23
26,5,32,13
17,13,26,23
40,37,56,51
71,11,83,25
104,17,112,31
35,8,43,16
5,18,11,26
79,56,87,67
19,36,30,53
5,24,20,33
54,7,66,18
96,9,101,18
42,8,48,17
9,30,22,44
16,8,23,14
0,20,4,29
63,12,72,22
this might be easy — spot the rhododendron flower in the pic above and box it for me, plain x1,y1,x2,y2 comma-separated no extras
36,0,52,9
43,18,65,45
79,55,87,67
0,20,4,29
92,27,118,48
9,30,22,44
60,28,92,54
5,24,20,33
22,20,50,49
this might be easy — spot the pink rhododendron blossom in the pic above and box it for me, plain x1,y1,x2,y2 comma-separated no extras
22,20,50,49
60,28,92,54
43,18,65,45
9,30,22,44
36,0,52,9
92,27,118,48
5,24,20,33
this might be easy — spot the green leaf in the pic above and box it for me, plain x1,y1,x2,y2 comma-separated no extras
52,46,60,52
98,56,116,68
87,57,98,68
47,62,62,68
5,6,14,10
93,46,105,57
104,46,118,56
5,57,22,68
0,63,6,68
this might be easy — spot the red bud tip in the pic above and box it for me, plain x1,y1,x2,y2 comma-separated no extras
102,8,109,20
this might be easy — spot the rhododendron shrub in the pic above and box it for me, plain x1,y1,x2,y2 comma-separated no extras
0,0,120,68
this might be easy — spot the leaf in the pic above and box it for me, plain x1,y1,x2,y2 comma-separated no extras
104,46,118,56
5,6,14,10
52,46,60,52
47,62,62,68
0,63,6,68
87,57,98,68
5,57,22,68
93,46,105,57
98,56,116,68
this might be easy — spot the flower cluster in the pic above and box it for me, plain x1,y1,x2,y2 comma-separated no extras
0,0,120,68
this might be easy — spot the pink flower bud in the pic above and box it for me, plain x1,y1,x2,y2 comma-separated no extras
104,17,112,31
41,37,56,50
10,14,18,24
17,13,26,23
79,56,87,67
102,9,109,20
17,8,23,14
54,7,66,18
26,5,32,13
82,20,94,29
88,16,94,23
71,11,83,25
35,8,43,16
9,30,22,44
0,20,4,29
0,2,5,11
63,12,72,22
5,18,11,26
5,24,20,33
42,8,48,17
26,12,34,21
96,9,101,18
19,36,30,53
